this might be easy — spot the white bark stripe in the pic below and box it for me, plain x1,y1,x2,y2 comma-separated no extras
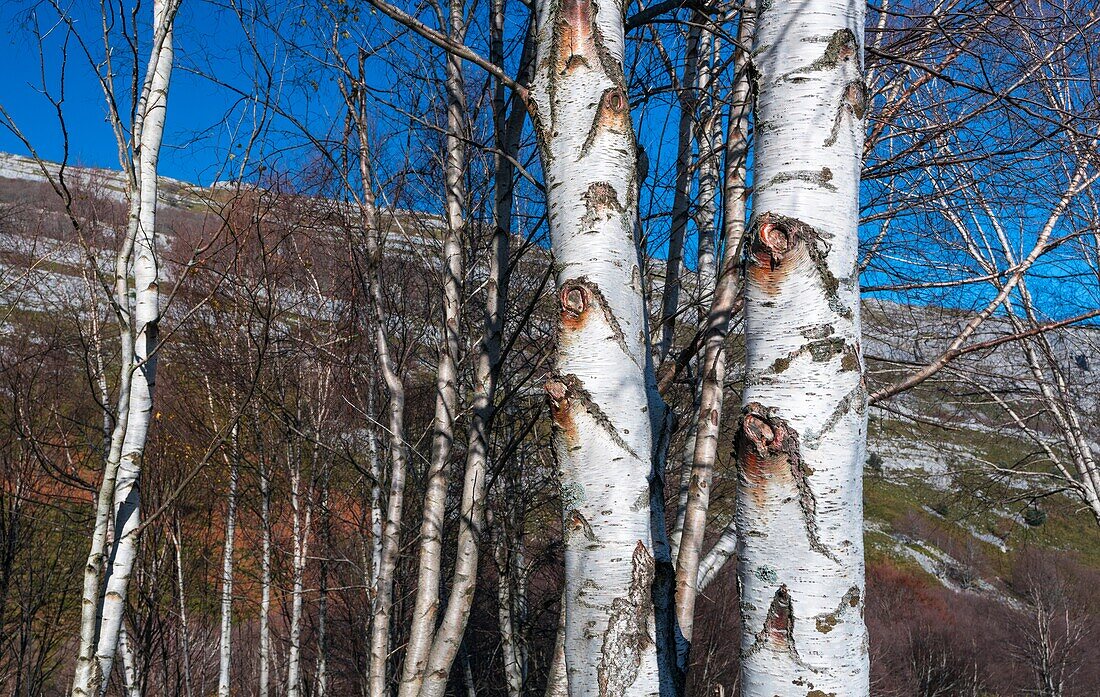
86,2,176,694
530,0,660,694
737,0,869,695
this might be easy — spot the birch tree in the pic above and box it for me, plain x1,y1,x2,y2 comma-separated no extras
735,0,869,694
672,0,754,669
71,2,179,695
400,0,469,688
528,0,661,693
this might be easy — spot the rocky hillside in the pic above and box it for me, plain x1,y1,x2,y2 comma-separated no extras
3,151,1099,695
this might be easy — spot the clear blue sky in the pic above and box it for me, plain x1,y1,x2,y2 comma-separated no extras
0,1,310,185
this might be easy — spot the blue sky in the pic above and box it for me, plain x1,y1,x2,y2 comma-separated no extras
2,1,1095,323
2,2,219,182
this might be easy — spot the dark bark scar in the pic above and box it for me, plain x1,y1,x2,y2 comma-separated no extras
737,403,838,562
744,585,814,669
792,29,859,76
750,337,857,385
580,88,632,159
559,276,631,356
581,181,625,229
747,212,854,320
597,541,655,697
566,508,598,542
803,382,867,449
814,585,861,633
546,372,639,459
824,80,869,147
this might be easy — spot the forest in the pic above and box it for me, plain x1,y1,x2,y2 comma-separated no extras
0,0,1098,695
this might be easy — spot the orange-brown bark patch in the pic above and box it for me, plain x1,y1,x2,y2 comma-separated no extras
748,212,808,294
595,88,631,133
545,378,577,442
555,0,597,74
560,281,590,331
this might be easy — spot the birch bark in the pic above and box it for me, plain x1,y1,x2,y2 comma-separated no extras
671,0,754,661
529,0,660,694
79,3,176,694
170,524,193,697
350,75,411,697
287,439,313,697
259,447,273,697
399,0,467,689
736,1,869,694
216,427,239,697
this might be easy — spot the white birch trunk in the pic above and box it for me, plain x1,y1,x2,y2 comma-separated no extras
671,0,755,658
317,475,330,697
260,453,273,697
495,524,523,697
736,1,869,694
366,386,383,586
118,625,142,697
350,82,410,697
287,443,312,697
414,13,530,695
399,2,467,689
529,0,660,694
90,3,176,692
171,525,194,697
544,597,567,697
216,434,238,697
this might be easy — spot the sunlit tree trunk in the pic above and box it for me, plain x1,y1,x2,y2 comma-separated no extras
170,523,193,697
259,448,273,697
413,9,530,696
543,595,568,697
672,0,754,665
216,427,239,697
78,4,177,695
399,0,468,690
349,63,411,697
118,625,142,697
736,0,869,694
287,440,312,697
529,0,660,694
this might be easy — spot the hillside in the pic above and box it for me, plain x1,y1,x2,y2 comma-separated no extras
2,152,1099,695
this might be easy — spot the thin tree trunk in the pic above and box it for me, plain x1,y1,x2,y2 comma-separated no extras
349,61,410,697
495,522,523,697
287,440,312,697
543,596,567,697
216,429,238,697
671,0,755,664
170,523,193,697
118,625,141,697
317,476,330,697
90,3,176,693
260,448,273,697
399,0,468,690
528,0,660,694
736,0,869,693
414,11,530,696
655,20,702,363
